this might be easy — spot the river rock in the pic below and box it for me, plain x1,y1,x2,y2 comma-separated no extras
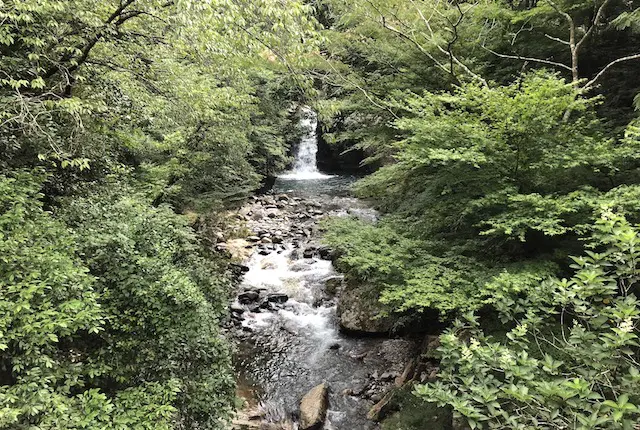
299,383,328,430
267,293,289,304
238,291,260,304
230,303,245,314
317,246,334,260
337,283,394,334
290,261,313,272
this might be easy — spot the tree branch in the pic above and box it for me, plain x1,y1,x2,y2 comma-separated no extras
576,0,612,50
544,33,570,45
482,46,572,71
583,53,640,89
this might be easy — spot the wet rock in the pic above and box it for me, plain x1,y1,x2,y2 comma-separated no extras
395,359,417,387
317,246,334,260
248,303,262,313
230,303,245,314
238,291,260,304
302,247,315,258
290,261,313,272
267,293,289,304
231,263,251,273
299,383,328,430
261,237,273,244
248,236,261,242
380,371,399,381
329,342,341,350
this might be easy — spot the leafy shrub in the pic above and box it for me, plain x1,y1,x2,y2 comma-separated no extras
322,217,556,315
417,211,640,429
0,172,180,429
59,181,235,429
356,72,640,243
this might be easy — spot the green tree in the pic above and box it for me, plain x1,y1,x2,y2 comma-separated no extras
418,210,640,429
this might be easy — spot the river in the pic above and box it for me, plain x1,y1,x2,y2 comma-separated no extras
229,108,418,430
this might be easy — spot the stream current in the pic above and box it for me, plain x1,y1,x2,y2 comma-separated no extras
231,108,417,429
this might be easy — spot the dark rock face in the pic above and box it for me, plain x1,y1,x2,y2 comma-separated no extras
238,291,260,304
267,293,289,304
315,120,374,174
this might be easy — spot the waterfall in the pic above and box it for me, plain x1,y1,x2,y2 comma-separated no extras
279,107,331,180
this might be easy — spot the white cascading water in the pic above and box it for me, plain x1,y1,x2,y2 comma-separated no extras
279,107,332,180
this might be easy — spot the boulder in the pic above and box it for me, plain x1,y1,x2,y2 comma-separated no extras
238,291,260,304
267,293,289,304
323,276,343,296
290,261,314,272
317,246,334,260
299,383,328,430
337,283,394,334
230,303,245,314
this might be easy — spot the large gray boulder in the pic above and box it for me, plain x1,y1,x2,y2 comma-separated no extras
299,383,328,430
337,283,394,334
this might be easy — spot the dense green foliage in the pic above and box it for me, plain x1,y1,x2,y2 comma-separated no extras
1,172,179,429
323,72,640,318
418,212,640,429
1,0,316,428
316,0,640,427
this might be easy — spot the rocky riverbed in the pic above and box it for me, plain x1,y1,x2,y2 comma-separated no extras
218,191,439,430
